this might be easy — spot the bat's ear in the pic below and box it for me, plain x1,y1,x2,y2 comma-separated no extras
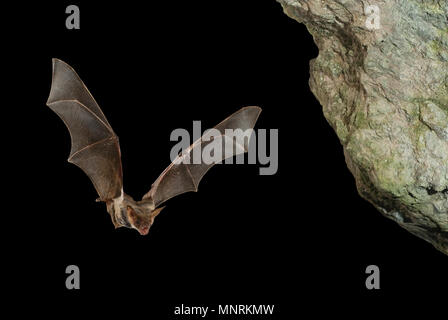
127,206,137,218
151,206,166,219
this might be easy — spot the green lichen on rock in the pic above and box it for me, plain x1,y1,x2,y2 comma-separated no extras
277,0,448,254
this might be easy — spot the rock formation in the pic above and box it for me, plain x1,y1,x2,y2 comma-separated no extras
276,0,448,254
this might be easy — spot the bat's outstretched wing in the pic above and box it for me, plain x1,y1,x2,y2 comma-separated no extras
46,58,123,201
143,106,261,208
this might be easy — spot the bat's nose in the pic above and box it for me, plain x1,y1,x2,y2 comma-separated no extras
138,226,150,236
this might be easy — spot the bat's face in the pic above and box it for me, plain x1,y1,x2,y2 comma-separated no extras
106,193,164,235
126,206,154,236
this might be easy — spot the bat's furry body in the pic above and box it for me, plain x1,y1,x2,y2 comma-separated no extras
47,58,261,235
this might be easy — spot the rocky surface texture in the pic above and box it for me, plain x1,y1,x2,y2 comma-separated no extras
277,0,448,254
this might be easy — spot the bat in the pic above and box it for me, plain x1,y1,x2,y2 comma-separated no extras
46,58,261,235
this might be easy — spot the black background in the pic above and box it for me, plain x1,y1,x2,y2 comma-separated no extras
4,0,447,316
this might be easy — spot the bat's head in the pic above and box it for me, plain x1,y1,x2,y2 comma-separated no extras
106,193,165,235
126,205,165,236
